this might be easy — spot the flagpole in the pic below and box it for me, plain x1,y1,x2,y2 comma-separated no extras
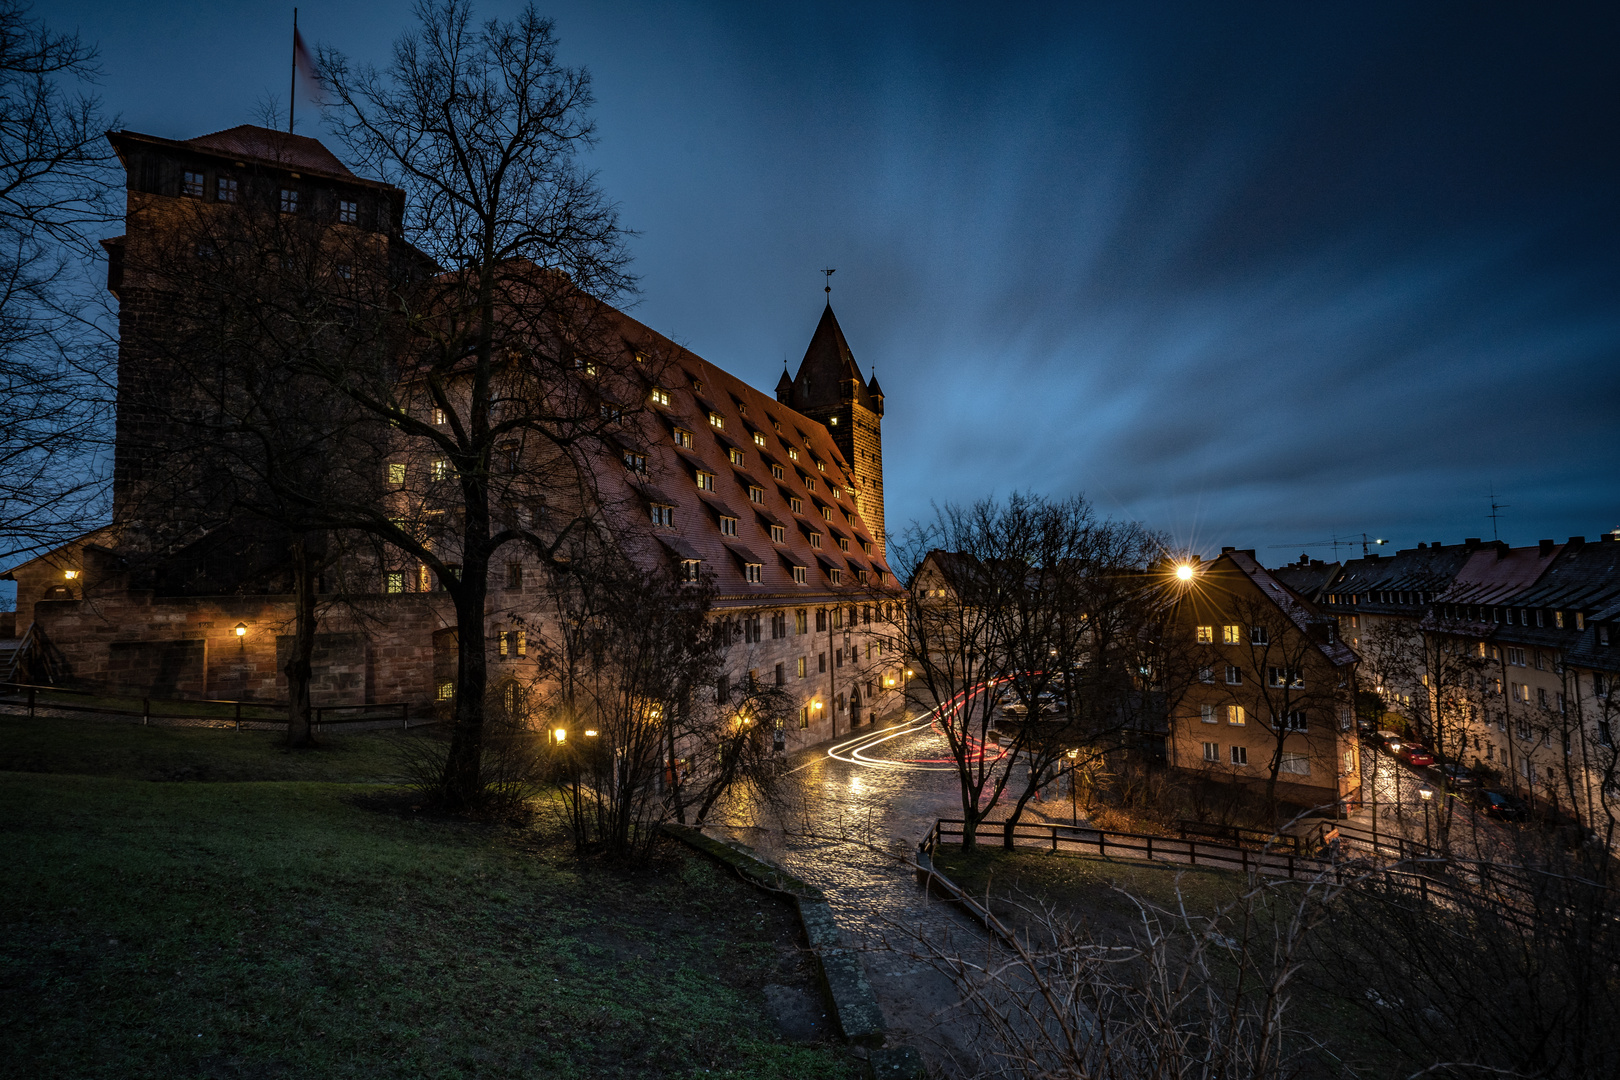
289,8,298,133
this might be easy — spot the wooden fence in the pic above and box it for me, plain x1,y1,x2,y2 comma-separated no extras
0,682,418,730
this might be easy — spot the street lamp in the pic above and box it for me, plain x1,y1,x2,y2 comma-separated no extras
552,727,567,744
1175,563,1194,582
1066,748,1080,827
1419,786,1433,852
234,622,248,638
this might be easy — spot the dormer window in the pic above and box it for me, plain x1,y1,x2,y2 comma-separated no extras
650,388,670,406
856,569,868,585
719,515,738,536
673,428,693,448
623,451,646,472
680,559,702,582
787,447,799,461
696,470,714,491
793,566,807,584
829,416,838,426
828,567,842,583
816,460,825,472
770,525,786,543
861,540,873,555
728,448,745,466
183,171,204,198
691,379,702,392
808,533,822,549
838,537,850,551
753,431,767,447
804,476,816,492
821,507,834,522
735,400,747,416
650,503,675,527
339,199,358,224
708,412,724,429
830,485,841,498
771,464,784,480
744,562,762,583
748,485,765,504
790,497,803,514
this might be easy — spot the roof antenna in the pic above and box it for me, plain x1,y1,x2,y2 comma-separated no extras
822,267,835,305
1487,487,1510,542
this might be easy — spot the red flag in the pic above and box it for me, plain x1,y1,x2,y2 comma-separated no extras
293,27,325,105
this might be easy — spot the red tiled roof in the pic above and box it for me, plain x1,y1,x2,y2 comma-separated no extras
186,125,355,177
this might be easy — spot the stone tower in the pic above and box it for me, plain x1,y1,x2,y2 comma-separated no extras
775,303,886,554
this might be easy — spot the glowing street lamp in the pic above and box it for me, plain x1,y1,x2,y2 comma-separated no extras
584,729,599,737
552,727,567,744
1419,786,1433,851
234,622,248,638
63,569,79,580
1175,563,1195,582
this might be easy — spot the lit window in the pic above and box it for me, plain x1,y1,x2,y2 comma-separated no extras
744,563,763,583
436,681,454,700
817,460,825,472
1223,625,1241,644
1230,745,1248,765
431,459,450,481
280,188,299,214
339,199,358,224
770,525,786,543
729,448,745,466
217,176,238,202
720,516,737,536
1196,626,1213,644
753,431,767,446
673,428,693,448
793,566,807,584
388,462,406,485
709,412,725,429
748,485,764,504
787,447,799,461
797,657,807,677
1227,705,1245,725
830,485,841,498
432,408,447,425
182,171,204,197
696,470,714,491
650,388,670,406
385,571,405,594
790,497,803,514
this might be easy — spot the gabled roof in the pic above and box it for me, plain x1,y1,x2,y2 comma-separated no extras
1225,551,1358,667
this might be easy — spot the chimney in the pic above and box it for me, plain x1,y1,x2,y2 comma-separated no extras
1568,536,1585,546
1539,539,1554,557
1221,546,1235,553
1431,541,1442,549
1465,537,1481,549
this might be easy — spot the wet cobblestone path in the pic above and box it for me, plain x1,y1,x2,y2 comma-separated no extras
710,716,1002,1064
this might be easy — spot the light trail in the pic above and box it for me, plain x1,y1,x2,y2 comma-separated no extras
824,678,1013,772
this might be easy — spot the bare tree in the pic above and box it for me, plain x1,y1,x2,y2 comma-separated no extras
0,0,116,560
313,0,640,807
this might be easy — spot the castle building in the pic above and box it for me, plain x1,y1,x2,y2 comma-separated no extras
2,125,903,749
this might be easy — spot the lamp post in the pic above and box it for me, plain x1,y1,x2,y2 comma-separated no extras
1419,786,1433,853
1067,748,1079,826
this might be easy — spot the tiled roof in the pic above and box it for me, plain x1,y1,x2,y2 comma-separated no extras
593,309,893,607
186,125,355,177
1227,551,1357,667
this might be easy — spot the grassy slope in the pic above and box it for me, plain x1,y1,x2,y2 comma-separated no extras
933,847,1412,1079
0,718,857,1079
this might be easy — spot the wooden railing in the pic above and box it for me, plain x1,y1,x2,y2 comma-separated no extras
1177,819,1303,853
0,682,417,730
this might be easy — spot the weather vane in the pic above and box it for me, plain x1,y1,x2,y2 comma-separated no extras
822,267,835,300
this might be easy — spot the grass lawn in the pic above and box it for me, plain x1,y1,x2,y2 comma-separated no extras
0,717,859,1079
931,846,1413,1079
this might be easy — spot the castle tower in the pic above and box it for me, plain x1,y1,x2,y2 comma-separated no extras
775,303,886,554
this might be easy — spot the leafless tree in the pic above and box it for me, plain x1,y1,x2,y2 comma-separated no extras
0,0,116,560
313,0,642,806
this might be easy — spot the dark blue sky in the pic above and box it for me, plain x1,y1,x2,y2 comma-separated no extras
61,0,1620,559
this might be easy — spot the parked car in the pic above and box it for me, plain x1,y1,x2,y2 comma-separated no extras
1389,741,1434,768
1472,789,1529,822
1428,762,1480,790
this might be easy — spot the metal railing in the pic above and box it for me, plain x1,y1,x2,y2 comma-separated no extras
0,681,417,730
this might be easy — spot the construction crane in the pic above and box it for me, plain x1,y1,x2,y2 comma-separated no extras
1267,534,1388,560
